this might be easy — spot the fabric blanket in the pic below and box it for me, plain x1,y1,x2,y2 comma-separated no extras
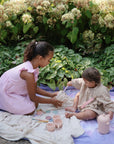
1,86,114,144
0,91,84,144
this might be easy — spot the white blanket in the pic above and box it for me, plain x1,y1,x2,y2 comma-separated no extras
0,110,84,144
0,91,84,144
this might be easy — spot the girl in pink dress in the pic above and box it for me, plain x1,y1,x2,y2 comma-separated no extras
0,40,62,115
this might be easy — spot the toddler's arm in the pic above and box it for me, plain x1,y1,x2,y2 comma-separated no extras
67,78,83,90
73,92,79,109
65,92,80,112
108,111,113,120
67,81,72,86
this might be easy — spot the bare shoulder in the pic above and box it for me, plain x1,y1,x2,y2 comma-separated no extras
20,70,34,80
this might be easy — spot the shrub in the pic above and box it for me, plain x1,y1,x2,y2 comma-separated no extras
0,0,114,54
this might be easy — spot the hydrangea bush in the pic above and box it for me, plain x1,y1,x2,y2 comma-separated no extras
0,0,114,54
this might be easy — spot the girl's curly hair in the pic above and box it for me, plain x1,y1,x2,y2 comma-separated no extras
24,40,54,62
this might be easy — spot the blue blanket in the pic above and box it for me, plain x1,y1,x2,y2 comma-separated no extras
40,84,114,144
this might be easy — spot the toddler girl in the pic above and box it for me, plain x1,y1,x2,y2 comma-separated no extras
0,40,62,115
65,67,114,120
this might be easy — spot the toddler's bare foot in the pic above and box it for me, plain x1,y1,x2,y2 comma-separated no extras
65,106,76,112
65,112,74,118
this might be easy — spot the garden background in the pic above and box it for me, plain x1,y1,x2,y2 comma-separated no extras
0,0,114,90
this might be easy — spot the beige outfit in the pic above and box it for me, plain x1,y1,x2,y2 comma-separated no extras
72,78,114,115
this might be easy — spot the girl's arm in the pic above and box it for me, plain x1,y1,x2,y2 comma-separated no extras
20,71,62,107
36,87,58,97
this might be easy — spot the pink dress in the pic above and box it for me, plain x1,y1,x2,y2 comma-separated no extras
0,61,39,114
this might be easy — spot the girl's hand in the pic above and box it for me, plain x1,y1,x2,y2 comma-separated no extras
51,97,63,107
67,81,72,86
65,112,74,118
50,91,59,97
108,111,113,120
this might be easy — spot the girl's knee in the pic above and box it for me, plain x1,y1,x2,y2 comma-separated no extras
26,110,35,115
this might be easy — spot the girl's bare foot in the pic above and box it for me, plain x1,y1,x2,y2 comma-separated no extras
65,106,76,112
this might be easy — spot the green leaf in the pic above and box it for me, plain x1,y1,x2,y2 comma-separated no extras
67,49,74,55
43,16,48,24
33,26,39,34
47,79,56,90
101,27,107,33
56,23,61,30
46,71,57,79
23,23,32,34
105,35,111,44
38,79,48,86
57,81,64,90
85,10,92,18
68,60,74,68
72,71,80,79
11,15,17,20
27,6,33,11
57,70,65,78
89,1,94,7
66,22,72,28
63,77,68,86
11,26,18,35
67,27,79,44
61,29,68,36
0,30,7,40
65,73,71,78
75,54,82,63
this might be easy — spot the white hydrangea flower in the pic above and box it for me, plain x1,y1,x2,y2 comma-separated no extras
0,5,4,13
56,4,66,11
0,5,8,23
3,14,8,21
36,5,43,11
91,14,99,24
97,0,113,13
83,30,94,41
47,18,56,27
104,14,114,28
36,5,46,15
107,23,114,29
22,13,32,24
41,0,50,7
98,16,105,27
6,21,13,27
71,8,81,19
61,12,74,21
37,16,43,23
10,0,26,2
104,13,114,23
4,0,27,16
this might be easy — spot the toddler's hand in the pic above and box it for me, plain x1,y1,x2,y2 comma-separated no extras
67,81,72,86
52,98,63,107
